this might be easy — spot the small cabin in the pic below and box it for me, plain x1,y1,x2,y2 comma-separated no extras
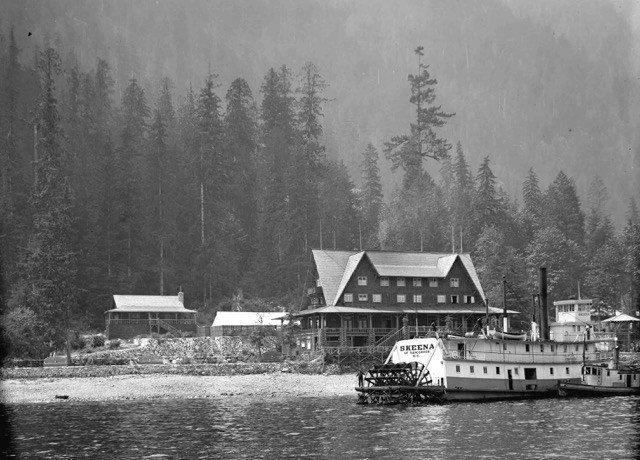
104,291,198,339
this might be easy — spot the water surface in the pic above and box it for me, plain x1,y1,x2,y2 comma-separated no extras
3,395,640,459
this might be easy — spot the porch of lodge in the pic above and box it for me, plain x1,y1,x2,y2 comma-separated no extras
291,306,502,364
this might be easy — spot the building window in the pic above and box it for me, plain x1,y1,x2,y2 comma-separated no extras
540,345,544,352
567,368,570,375
451,295,459,304
525,344,530,352
450,278,459,287
550,368,554,375
437,295,446,304
397,294,406,303
413,294,422,303
358,276,367,286
413,278,422,287
464,295,475,304
429,278,438,287
397,277,406,287
380,277,389,287
470,366,475,374
344,293,353,303
456,365,461,373
372,294,382,303
496,367,500,375
483,366,488,374
358,293,368,302
514,368,519,375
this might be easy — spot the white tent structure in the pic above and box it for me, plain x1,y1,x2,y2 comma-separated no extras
602,313,640,350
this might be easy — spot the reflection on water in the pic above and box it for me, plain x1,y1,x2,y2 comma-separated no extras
2,395,640,459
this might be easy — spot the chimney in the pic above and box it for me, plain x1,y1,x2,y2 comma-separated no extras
539,267,549,340
178,288,184,305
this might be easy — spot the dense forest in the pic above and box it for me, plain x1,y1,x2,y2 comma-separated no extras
1,1,640,359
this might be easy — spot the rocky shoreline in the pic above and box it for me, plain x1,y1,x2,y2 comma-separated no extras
1,369,357,404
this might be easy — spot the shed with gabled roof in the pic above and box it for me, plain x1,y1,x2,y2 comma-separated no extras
104,291,198,339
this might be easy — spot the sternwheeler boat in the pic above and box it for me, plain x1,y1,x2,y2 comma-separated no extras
356,268,617,404
356,332,615,403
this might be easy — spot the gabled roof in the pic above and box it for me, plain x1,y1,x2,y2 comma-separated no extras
106,295,196,313
211,311,285,327
601,313,640,323
312,249,486,306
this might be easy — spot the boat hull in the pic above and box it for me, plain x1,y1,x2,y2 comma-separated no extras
558,382,640,397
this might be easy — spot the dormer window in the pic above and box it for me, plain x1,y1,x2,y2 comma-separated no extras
357,276,367,286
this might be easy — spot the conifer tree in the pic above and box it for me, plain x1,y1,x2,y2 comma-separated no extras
21,47,78,357
195,73,226,305
451,142,474,250
359,143,384,249
385,46,454,189
522,167,543,223
472,156,502,239
585,175,614,255
543,171,585,244
255,66,297,295
146,109,172,294
225,78,258,270
0,27,25,289
114,77,148,289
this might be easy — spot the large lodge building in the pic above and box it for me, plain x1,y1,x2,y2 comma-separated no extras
293,249,505,351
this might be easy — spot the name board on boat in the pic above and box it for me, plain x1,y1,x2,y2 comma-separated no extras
391,338,439,364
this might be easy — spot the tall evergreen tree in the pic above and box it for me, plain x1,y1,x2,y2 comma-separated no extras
585,175,614,255
255,66,297,295
20,48,78,358
225,78,258,272
451,142,474,251
385,46,454,189
114,77,148,289
472,156,502,239
0,27,25,290
522,167,543,223
359,143,384,249
287,62,327,273
195,72,227,305
145,109,173,295
543,171,585,244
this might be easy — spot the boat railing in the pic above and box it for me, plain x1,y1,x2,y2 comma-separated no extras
442,347,613,364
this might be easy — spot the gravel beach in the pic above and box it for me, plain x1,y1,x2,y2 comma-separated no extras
1,372,357,404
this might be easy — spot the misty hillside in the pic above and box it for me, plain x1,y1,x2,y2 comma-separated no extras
2,0,638,224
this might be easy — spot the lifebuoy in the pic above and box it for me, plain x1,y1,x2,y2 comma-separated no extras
451,350,459,359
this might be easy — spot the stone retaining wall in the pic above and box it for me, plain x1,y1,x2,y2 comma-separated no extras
1,362,328,380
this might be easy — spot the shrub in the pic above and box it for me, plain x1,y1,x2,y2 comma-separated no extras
91,335,106,348
107,339,121,349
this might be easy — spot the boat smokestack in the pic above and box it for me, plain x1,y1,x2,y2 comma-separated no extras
502,276,509,333
539,267,549,340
